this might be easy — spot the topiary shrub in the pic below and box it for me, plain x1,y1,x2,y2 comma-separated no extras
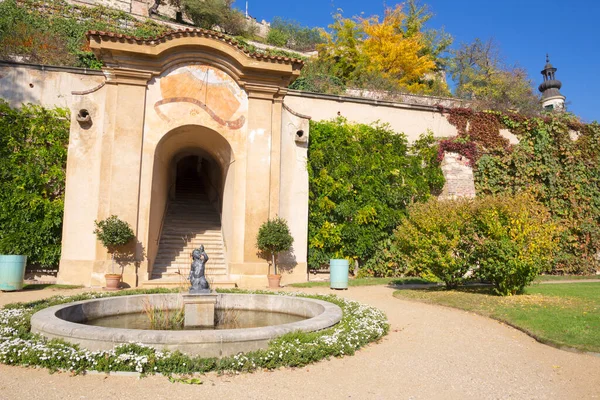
390,198,475,289
93,215,135,274
256,217,293,275
470,193,559,295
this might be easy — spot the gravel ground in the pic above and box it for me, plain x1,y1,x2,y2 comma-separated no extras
1,285,599,400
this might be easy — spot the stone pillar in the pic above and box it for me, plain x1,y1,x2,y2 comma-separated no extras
229,85,282,286
93,68,152,288
182,293,218,328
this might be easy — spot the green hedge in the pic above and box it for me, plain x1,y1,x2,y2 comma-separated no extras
307,118,444,269
0,101,69,267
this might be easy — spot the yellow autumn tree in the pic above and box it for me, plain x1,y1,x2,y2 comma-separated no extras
317,12,366,82
361,5,438,93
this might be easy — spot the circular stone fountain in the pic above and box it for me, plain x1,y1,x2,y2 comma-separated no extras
30,293,343,357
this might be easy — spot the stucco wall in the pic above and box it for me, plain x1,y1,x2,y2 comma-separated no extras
284,90,460,142
278,107,310,284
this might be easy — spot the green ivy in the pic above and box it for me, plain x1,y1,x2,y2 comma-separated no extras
0,101,69,268
307,119,444,269
472,113,600,274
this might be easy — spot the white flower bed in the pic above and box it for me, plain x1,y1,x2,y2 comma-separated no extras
0,289,388,375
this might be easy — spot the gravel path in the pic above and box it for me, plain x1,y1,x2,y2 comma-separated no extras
1,286,599,400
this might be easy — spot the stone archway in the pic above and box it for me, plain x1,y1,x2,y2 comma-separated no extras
57,29,311,288
145,124,236,286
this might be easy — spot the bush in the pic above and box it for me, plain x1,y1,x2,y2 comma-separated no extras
471,193,559,295
256,217,293,275
366,193,559,295
0,101,69,268
307,119,444,270
390,198,475,288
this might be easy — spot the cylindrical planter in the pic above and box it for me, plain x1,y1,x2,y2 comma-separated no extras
104,274,121,291
268,274,282,289
330,259,349,290
0,255,27,291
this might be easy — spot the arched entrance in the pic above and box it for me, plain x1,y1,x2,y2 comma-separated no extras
146,125,235,286
57,30,310,289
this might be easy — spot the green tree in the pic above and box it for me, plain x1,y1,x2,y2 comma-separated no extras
180,0,253,37
256,217,293,275
448,38,541,114
266,17,324,51
317,11,366,83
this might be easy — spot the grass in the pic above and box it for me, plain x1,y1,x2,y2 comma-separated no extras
393,283,600,353
288,277,437,288
22,284,83,291
534,274,599,282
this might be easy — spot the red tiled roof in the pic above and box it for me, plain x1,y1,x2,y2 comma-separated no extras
86,29,305,66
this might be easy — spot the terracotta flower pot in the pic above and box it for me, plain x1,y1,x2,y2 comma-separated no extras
104,274,121,291
268,274,282,289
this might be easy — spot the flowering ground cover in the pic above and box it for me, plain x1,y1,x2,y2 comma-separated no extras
0,289,388,376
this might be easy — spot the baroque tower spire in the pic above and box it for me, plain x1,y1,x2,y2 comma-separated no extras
538,54,565,111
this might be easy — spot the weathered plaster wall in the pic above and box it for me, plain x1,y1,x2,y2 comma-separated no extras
278,107,310,285
284,90,460,142
0,63,104,109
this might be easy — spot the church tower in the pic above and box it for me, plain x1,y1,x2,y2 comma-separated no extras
538,55,565,111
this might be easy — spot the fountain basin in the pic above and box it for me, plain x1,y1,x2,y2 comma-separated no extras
30,293,343,357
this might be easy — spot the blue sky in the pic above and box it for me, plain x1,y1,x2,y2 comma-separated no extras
235,0,599,122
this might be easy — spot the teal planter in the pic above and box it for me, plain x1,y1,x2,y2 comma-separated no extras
0,255,27,291
330,259,349,290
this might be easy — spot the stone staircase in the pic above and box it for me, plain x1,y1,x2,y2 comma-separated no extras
143,179,236,288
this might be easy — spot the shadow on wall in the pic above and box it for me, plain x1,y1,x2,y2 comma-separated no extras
115,240,146,289
0,66,44,107
278,247,298,274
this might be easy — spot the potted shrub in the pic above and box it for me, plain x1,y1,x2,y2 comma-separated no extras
93,215,135,290
256,217,293,288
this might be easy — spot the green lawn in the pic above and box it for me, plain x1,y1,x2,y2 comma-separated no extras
534,274,599,282
393,283,600,353
289,277,436,288
22,283,82,291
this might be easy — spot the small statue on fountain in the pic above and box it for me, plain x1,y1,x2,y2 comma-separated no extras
189,245,210,294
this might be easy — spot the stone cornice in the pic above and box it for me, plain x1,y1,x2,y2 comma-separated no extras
88,31,302,90
104,68,152,86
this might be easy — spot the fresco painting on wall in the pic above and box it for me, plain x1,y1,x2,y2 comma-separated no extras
154,65,246,129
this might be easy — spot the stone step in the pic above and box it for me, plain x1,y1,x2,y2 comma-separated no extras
156,247,224,253
151,269,228,278
152,260,227,271
142,278,237,289
154,256,226,264
157,241,224,247
156,246,224,251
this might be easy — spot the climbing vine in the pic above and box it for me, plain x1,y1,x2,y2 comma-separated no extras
440,106,600,274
